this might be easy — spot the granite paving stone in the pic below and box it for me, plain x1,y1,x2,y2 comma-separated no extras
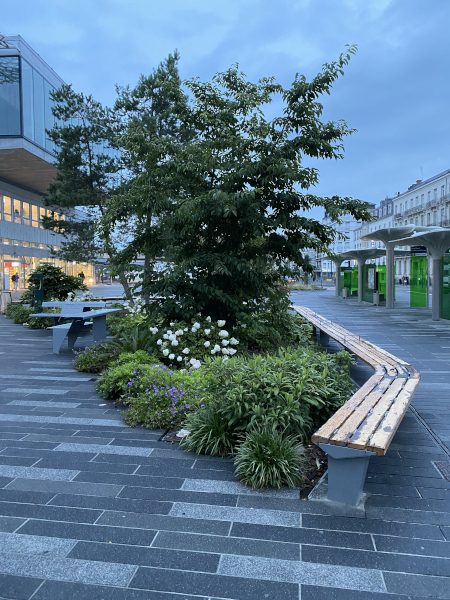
3,295,450,600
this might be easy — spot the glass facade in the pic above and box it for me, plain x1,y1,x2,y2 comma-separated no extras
0,55,55,151
0,57,21,135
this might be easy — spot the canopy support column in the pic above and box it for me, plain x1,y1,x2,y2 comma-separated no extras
357,258,365,303
432,257,442,321
386,243,395,310
334,259,343,297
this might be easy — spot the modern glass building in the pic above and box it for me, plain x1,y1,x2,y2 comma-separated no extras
0,35,93,290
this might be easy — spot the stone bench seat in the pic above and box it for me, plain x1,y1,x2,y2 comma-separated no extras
292,305,421,506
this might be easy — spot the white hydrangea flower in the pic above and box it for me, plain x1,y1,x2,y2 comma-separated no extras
228,348,237,355
191,359,201,369
193,322,200,329
175,329,184,336
163,349,169,356
222,355,229,361
170,322,175,326
219,330,229,338
214,344,220,352
184,328,188,332
204,341,210,348
171,339,179,346
169,353,175,360
167,330,173,335
229,337,239,345
206,316,211,322
211,349,216,355
217,320,226,327
222,339,229,346
182,348,190,354
157,339,163,346
150,327,158,335
204,329,211,335
163,334,169,340
222,347,229,355
177,356,183,362
241,324,246,328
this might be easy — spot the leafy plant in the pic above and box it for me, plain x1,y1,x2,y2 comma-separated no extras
110,325,157,353
21,264,88,305
5,303,32,324
234,427,307,490
182,405,237,456
196,347,353,443
73,341,121,373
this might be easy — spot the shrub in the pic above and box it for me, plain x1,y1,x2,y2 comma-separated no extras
21,264,88,305
5,303,32,324
115,350,157,366
182,405,237,456
195,347,353,443
96,362,205,428
110,325,157,354
233,427,307,490
73,342,121,373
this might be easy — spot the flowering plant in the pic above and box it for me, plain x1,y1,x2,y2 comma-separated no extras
140,316,242,369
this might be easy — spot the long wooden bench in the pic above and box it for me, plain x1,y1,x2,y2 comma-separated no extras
292,305,421,506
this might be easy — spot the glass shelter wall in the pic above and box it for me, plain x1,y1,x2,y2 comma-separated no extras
0,57,21,135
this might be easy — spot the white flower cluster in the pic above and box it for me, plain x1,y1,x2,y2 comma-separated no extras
150,315,240,369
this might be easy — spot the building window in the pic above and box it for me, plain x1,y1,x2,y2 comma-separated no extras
442,185,445,198
31,204,38,228
427,213,430,225
421,194,424,205
433,212,437,226
21,59,56,152
428,191,431,203
421,214,424,225
415,217,419,225
39,207,46,228
22,202,30,226
0,57,21,135
416,196,419,206
13,199,21,224
405,201,408,210
434,188,437,200
2,196,12,221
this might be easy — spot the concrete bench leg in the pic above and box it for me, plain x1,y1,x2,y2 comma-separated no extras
53,327,70,354
319,443,377,506
92,315,107,343
319,330,330,345
67,320,84,351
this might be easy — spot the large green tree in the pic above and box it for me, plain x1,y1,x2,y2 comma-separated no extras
44,85,133,299
103,51,191,299
112,45,371,322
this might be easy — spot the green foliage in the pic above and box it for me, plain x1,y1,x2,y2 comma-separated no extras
22,264,88,305
110,325,157,353
115,350,157,366
5,303,32,324
108,46,372,325
182,405,237,456
233,427,308,490
5,303,55,328
96,361,204,428
73,341,121,373
194,347,353,444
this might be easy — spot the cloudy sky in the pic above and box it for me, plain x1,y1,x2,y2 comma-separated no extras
3,0,449,217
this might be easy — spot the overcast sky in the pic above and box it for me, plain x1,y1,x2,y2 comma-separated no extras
3,0,449,219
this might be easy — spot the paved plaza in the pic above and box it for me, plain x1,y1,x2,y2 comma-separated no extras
0,290,449,599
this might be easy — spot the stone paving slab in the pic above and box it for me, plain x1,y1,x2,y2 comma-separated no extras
2,303,450,600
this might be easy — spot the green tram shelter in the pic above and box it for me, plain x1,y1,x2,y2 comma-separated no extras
391,228,450,321
361,226,437,310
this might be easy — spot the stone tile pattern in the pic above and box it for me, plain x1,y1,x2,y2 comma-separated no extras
1,304,450,600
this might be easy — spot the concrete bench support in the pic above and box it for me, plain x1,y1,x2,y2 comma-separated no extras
319,443,377,506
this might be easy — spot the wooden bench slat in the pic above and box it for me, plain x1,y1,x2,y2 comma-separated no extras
328,377,397,446
346,378,406,452
311,375,384,444
367,377,420,454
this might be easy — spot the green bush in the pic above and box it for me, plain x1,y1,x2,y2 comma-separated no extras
22,264,88,305
5,303,32,324
182,405,237,456
115,350,157,366
96,362,205,428
5,302,59,329
192,347,353,444
73,342,121,373
233,427,307,489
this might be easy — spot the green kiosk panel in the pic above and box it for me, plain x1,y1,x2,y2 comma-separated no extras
410,246,427,308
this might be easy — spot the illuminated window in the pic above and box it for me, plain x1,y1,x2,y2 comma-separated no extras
31,204,38,227
13,199,21,224
2,196,12,221
39,207,46,228
23,202,30,226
